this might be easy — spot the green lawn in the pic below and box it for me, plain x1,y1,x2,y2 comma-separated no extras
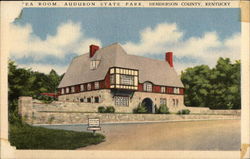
9,124,105,149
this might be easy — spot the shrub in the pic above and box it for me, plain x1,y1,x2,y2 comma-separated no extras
133,103,147,114
177,109,191,115
158,104,170,114
105,106,115,113
98,106,106,113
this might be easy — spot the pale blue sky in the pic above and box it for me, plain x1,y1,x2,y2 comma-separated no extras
11,8,241,74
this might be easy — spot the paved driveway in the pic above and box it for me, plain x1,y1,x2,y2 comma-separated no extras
41,119,240,150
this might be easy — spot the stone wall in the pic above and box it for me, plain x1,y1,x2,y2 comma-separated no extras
18,96,241,125
27,112,240,125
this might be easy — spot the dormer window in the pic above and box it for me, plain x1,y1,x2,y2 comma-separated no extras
66,87,69,94
143,82,152,92
87,83,91,90
61,88,65,94
174,88,180,94
80,84,84,91
71,86,75,93
161,87,166,93
90,60,100,70
94,82,99,89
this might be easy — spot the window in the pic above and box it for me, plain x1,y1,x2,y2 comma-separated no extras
94,82,99,89
80,98,84,102
80,85,84,91
172,99,175,106
110,75,115,84
66,87,69,93
87,97,91,103
115,96,129,106
61,88,65,94
176,99,179,106
110,68,115,74
87,83,91,90
94,97,99,103
160,98,167,105
120,75,134,85
143,82,152,92
71,86,75,93
174,88,180,94
161,87,166,93
90,60,100,70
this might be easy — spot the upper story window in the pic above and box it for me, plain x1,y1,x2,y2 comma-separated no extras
71,86,75,93
87,83,91,90
95,82,99,89
143,82,152,92
66,87,69,94
80,84,84,91
61,88,65,94
161,87,166,93
120,75,134,85
90,60,100,70
174,88,180,94
109,67,138,90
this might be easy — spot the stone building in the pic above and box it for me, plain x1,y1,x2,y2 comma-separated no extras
58,43,185,113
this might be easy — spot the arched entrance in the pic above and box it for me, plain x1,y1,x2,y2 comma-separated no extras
142,98,154,113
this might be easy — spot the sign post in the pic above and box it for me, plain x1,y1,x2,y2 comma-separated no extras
87,118,101,136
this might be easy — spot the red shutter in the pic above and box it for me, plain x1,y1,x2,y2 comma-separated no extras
153,85,161,93
100,81,105,89
138,83,143,91
75,85,80,93
104,72,110,88
180,88,184,95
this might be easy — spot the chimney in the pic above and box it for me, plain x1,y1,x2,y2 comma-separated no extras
165,52,173,67
89,45,99,58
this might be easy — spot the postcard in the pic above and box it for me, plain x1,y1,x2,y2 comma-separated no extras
0,1,249,159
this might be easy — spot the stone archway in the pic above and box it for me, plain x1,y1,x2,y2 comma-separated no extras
142,98,154,113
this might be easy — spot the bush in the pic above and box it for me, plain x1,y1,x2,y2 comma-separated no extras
157,104,170,114
98,106,106,113
177,109,191,115
133,103,147,114
105,106,115,113
98,106,115,113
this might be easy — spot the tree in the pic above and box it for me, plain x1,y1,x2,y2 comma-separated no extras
181,65,212,107
8,60,64,123
47,69,61,93
181,57,240,109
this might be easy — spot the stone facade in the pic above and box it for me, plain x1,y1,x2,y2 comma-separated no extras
58,89,185,113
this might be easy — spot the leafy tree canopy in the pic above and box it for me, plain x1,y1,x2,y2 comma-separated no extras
8,60,63,124
181,57,240,109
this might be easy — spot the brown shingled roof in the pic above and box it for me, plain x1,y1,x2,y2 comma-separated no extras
58,43,183,88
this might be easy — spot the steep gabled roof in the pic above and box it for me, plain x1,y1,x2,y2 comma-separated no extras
58,43,183,88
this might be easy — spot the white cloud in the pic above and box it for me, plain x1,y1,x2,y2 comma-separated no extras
122,23,241,73
123,23,183,55
18,63,67,75
9,21,102,59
